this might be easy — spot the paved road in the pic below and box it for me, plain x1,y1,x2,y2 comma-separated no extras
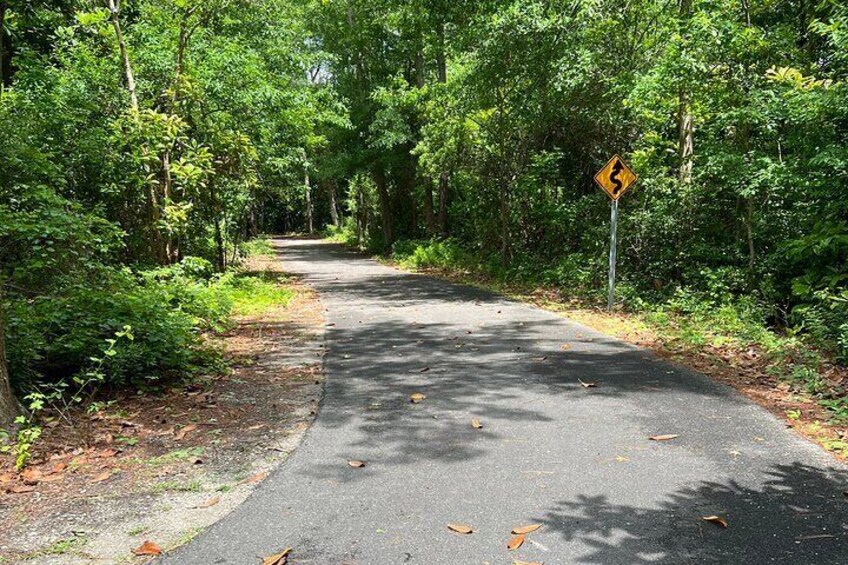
162,239,847,564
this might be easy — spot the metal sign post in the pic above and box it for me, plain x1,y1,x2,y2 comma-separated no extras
593,155,637,313
608,199,619,312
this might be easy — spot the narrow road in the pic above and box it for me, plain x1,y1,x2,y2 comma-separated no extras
163,239,847,565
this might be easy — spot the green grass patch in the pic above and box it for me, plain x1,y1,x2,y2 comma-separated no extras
151,479,204,493
240,236,275,258
23,535,87,560
221,272,295,316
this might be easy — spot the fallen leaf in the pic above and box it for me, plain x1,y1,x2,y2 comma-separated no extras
348,460,367,468
49,462,68,475
578,379,597,388
511,524,542,535
242,472,268,485
513,561,544,565
262,548,292,565
175,424,198,441
99,448,118,458
419,366,431,373
471,419,483,430
447,523,474,534
649,434,680,441
93,471,112,482
7,485,36,494
132,540,162,556
22,468,42,485
410,393,426,404
702,515,728,528
560,344,571,351
532,356,548,362
195,496,220,509
507,533,526,550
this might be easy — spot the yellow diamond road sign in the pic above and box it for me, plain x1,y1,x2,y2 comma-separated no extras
594,155,637,201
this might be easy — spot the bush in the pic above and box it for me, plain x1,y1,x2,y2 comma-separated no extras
5,263,229,391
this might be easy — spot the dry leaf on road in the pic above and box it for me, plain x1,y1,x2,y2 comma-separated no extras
410,393,426,404
702,515,728,528
242,472,268,485
512,524,541,535
132,540,162,556
348,460,367,468
262,547,292,565
175,424,198,441
507,533,526,550
447,523,474,534
471,419,483,430
22,468,42,485
7,485,36,494
93,471,112,482
649,434,680,441
195,496,220,509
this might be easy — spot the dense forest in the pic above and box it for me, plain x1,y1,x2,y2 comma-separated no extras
1,1,847,434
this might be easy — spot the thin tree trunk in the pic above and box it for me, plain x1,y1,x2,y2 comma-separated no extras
438,173,449,235
414,48,436,235
0,1,8,95
373,167,393,250
435,20,450,235
106,0,139,111
677,0,694,183
211,183,225,271
0,285,19,428
499,178,510,267
328,181,340,228
423,180,436,235
305,164,314,234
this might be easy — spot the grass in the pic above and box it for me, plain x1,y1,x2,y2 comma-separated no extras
138,447,205,468
240,236,275,258
151,479,204,494
22,535,87,560
127,525,148,536
224,272,295,316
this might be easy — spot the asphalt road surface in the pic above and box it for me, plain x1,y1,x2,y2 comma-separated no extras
161,238,847,565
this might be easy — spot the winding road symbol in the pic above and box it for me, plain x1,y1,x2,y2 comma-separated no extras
594,155,637,201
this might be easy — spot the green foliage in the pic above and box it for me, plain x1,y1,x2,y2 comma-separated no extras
221,272,295,316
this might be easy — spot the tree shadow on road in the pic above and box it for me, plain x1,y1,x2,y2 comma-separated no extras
536,462,847,564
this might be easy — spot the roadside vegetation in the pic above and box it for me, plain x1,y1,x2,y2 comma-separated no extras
3,1,848,471
0,0,336,467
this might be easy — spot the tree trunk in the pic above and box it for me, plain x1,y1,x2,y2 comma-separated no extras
210,183,226,271
677,0,694,183
107,0,139,111
0,286,19,428
328,181,340,228
499,178,510,267
373,167,393,250
0,1,9,95
423,180,436,235
438,173,449,235
435,20,450,235
305,169,314,234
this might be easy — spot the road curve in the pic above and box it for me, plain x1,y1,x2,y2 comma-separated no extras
161,238,847,565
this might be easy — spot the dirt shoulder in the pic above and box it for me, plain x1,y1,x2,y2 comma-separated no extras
0,254,325,564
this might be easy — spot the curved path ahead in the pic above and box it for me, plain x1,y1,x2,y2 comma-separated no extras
162,239,847,564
